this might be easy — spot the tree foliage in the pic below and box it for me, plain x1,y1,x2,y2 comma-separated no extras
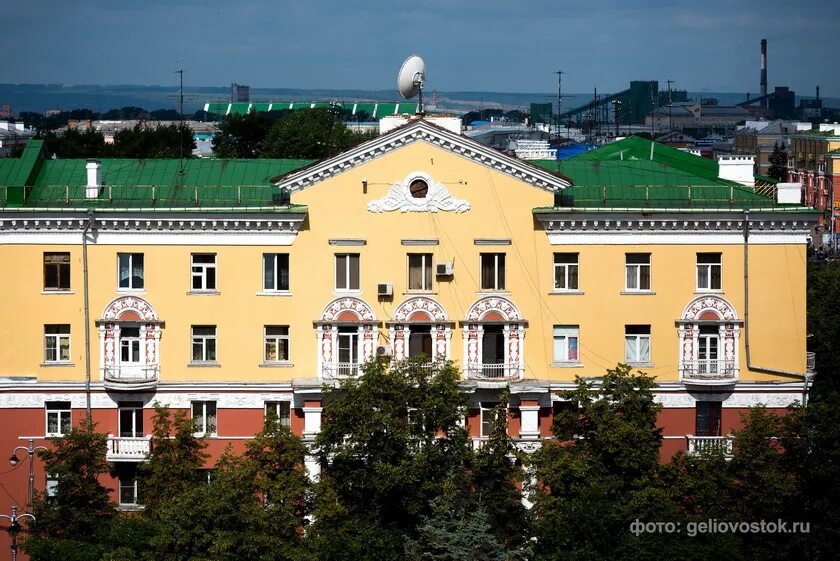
768,142,788,181
261,108,374,159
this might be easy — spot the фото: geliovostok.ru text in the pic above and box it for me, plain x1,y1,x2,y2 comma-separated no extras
629,519,810,537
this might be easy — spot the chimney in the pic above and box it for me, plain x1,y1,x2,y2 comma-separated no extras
86,159,101,199
816,85,820,101
760,39,768,108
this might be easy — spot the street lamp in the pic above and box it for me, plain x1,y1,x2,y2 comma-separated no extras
9,439,47,511
0,506,35,561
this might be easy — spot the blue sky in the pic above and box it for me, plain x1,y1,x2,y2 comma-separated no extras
5,0,839,96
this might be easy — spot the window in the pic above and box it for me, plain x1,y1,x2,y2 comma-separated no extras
553,253,579,290
192,400,217,435
118,253,144,290
264,401,291,427
408,253,433,291
697,253,722,291
44,325,71,363
264,326,290,363
553,325,580,363
625,253,651,291
116,464,140,506
335,253,360,291
695,401,722,437
698,325,719,375
45,475,58,504
480,403,502,438
408,325,432,359
263,253,290,292
191,326,217,363
45,401,71,436
480,253,506,291
120,327,141,364
625,325,651,364
119,402,144,438
337,326,359,376
43,252,71,291
191,254,217,291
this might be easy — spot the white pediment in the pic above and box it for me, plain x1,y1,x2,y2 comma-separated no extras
367,172,469,213
274,119,570,193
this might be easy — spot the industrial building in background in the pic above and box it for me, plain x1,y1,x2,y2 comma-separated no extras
230,83,250,103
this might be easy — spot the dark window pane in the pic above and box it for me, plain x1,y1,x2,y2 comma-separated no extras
206,267,216,289
263,254,275,290
497,255,505,290
277,254,289,290
348,255,360,290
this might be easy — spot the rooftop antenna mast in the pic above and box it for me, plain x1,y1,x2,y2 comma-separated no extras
666,79,674,135
554,70,564,140
175,68,185,176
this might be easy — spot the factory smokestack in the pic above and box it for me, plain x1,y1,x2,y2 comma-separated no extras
816,85,820,101
760,38,767,108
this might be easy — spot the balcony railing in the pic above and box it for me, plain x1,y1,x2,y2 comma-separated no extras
465,363,521,381
680,360,737,385
102,365,159,390
322,362,361,379
686,435,733,456
107,436,150,462
806,352,816,374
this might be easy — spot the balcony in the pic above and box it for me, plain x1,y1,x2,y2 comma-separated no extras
102,365,159,391
686,435,733,457
465,363,521,382
322,362,361,379
680,360,737,386
107,436,150,462
806,352,816,374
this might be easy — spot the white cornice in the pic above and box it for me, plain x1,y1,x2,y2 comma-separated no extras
274,119,571,192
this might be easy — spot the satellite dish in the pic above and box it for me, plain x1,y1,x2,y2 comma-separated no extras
398,55,425,114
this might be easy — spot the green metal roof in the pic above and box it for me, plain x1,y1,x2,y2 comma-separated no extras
530,159,737,187
566,136,721,181
1,141,314,211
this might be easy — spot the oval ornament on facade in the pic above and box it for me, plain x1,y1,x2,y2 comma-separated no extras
367,172,470,213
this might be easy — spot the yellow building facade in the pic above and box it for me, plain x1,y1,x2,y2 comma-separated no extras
0,119,817,507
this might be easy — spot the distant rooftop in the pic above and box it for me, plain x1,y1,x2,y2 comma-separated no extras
203,101,419,119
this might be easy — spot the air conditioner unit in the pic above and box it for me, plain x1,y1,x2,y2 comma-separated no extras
376,345,392,356
377,283,393,297
436,262,454,276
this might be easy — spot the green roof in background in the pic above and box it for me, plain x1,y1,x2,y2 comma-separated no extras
530,159,736,187
202,101,419,118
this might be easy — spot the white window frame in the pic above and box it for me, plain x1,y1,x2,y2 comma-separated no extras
117,253,144,291
553,253,579,291
553,325,580,363
264,401,291,427
118,469,140,506
191,326,217,363
696,253,722,291
118,402,144,438
407,253,433,291
480,403,501,438
119,326,142,364
480,253,506,291
191,400,217,436
263,253,290,292
45,401,72,436
335,253,360,292
44,325,71,363
190,253,217,291
625,253,651,292
624,325,651,364
264,326,290,363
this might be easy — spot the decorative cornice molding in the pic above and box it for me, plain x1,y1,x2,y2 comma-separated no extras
275,119,571,193
536,214,815,235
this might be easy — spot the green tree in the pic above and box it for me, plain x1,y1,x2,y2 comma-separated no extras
138,404,208,512
768,142,788,181
261,108,371,159
532,364,668,561
25,424,115,561
212,112,277,158
42,127,109,158
309,358,472,561
111,123,195,158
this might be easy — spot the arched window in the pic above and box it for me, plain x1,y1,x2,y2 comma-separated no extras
463,297,525,381
678,296,741,385
389,297,452,363
316,297,378,379
98,296,161,390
